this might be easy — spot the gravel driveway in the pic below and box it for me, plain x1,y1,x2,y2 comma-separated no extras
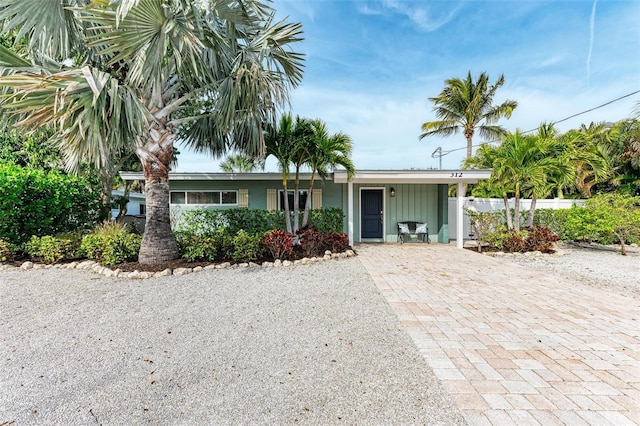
0,259,464,425
499,242,640,300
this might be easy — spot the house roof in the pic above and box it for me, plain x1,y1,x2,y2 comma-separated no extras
120,169,491,184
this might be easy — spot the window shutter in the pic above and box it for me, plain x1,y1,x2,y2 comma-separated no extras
267,189,277,211
312,189,322,209
239,189,249,208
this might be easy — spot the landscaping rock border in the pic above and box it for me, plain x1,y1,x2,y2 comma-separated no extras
1,250,357,280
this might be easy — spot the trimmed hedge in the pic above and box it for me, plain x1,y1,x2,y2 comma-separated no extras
175,207,345,236
0,162,101,244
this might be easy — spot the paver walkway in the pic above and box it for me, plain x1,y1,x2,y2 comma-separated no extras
356,243,640,425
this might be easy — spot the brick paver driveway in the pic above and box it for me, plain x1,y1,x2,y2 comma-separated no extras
356,243,639,425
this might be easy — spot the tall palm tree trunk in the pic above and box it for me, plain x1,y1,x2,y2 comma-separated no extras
136,119,179,264
302,172,316,227
282,180,293,233
502,193,513,230
525,196,538,228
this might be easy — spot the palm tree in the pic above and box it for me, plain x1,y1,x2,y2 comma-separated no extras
466,130,551,231
570,122,616,197
220,154,264,173
421,71,518,159
301,119,355,227
265,114,309,233
0,0,304,264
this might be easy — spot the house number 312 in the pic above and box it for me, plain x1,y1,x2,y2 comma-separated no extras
450,172,463,177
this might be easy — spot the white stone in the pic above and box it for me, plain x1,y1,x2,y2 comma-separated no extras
138,271,153,279
238,263,249,268
324,250,332,255
193,266,203,272
323,254,331,260
282,260,292,267
248,262,259,268
345,250,355,257
204,264,217,270
173,267,192,276
262,261,273,267
159,268,172,276
21,261,34,269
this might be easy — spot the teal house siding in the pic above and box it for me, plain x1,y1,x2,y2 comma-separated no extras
169,178,344,212
350,183,442,242
120,169,493,248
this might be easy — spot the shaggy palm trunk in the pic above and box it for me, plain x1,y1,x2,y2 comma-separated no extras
136,117,179,264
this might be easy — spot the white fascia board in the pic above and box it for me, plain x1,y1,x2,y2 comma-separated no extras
333,169,492,184
119,172,319,181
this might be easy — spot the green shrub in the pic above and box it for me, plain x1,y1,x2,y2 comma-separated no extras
0,162,101,244
81,222,141,265
584,193,640,254
307,208,345,234
0,237,11,262
232,230,263,262
483,224,508,249
26,233,84,264
176,207,346,237
176,232,218,262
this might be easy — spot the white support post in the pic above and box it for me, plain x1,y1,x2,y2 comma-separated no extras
457,182,464,249
348,182,354,247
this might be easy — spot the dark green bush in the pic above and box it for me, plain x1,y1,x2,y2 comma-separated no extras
25,233,84,264
0,162,101,244
307,208,345,234
176,207,345,236
81,222,141,265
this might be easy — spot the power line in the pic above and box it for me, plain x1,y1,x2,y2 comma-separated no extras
434,89,640,157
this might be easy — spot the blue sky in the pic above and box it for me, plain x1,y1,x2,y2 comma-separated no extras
174,0,640,172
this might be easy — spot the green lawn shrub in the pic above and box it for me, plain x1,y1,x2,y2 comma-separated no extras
232,230,264,262
81,222,141,265
25,232,84,264
0,237,11,261
0,162,101,244
176,229,234,262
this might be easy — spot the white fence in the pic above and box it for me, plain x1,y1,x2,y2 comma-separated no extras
447,197,585,240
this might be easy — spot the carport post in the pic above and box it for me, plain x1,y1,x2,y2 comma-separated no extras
456,182,464,249
348,181,354,247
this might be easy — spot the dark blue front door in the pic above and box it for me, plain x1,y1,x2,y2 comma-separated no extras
361,189,383,239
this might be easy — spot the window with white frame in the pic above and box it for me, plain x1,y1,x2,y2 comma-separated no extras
278,189,308,210
170,190,238,206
